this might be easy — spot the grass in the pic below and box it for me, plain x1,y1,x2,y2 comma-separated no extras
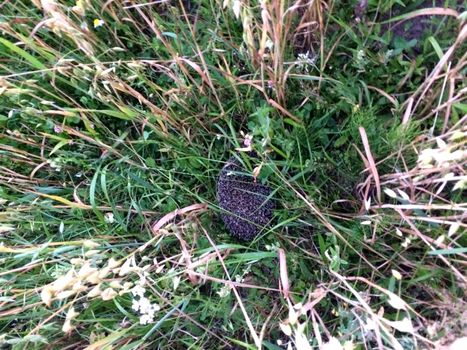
0,0,466,349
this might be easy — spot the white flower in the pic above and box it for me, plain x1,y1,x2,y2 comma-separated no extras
401,237,411,248
132,298,140,312
131,294,160,325
93,19,105,28
137,297,152,314
139,313,154,325
104,212,114,224
296,51,316,72
217,284,231,298
131,285,146,298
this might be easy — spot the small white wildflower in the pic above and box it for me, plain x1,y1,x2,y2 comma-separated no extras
265,242,280,251
137,297,152,314
217,284,232,298
355,49,366,71
296,51,316,72
132,298,141,312
48,158,62,172
265,38,274,50
139,274,147,286
104,212,114,224
139,313,154,325
131,285,146,298
244,133,253,147
401,237,411,248
235,274,244,283
93,19,105,28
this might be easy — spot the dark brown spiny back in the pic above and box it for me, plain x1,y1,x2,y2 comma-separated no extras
217,156,275,240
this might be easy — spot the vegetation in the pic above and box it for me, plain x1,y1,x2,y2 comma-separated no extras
0,0,465,349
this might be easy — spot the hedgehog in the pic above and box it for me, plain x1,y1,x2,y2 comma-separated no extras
217,155,275,241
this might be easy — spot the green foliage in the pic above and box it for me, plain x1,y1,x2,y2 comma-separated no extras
0,0,465,349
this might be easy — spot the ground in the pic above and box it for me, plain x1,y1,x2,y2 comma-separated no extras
0,1,466,349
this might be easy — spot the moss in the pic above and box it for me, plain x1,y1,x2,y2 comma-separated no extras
217,156,275,241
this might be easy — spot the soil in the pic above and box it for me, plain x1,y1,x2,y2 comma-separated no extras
380,0,465,56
